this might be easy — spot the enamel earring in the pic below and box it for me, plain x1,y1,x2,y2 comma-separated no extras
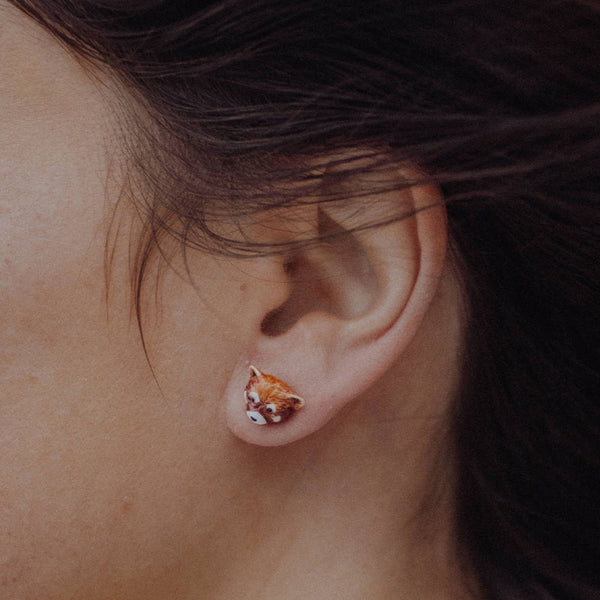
244,365,305,425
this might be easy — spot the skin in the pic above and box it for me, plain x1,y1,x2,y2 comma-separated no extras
0,3,470,599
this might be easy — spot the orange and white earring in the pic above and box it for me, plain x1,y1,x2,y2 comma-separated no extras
244,365,305,425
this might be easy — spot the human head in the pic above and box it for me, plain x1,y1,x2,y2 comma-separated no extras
2,1,599,599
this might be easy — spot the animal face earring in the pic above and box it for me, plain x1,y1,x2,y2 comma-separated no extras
245,365,305,425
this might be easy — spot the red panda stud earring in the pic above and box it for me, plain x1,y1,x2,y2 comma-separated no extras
245,365,305,425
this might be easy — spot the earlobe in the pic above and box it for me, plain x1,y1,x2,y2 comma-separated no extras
225,165,447,447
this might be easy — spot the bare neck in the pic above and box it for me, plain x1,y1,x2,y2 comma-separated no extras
197,420,462,599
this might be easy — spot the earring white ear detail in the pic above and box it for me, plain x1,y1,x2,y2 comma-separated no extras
245,365,305,425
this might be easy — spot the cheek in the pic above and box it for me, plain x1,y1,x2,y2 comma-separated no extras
0,181,233,598
0,386,199,597
0,76,116,406
0,9,269,596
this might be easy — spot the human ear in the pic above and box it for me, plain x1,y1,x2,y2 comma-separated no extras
224,164,447,446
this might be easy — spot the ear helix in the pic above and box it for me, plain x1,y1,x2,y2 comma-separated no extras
244,365,305,425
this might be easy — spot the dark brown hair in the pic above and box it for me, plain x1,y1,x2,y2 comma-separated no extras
9,1,600,598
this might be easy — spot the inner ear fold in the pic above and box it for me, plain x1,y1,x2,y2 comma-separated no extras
261,206,378,337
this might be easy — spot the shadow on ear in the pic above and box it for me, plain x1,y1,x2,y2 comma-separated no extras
225,163,447,446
